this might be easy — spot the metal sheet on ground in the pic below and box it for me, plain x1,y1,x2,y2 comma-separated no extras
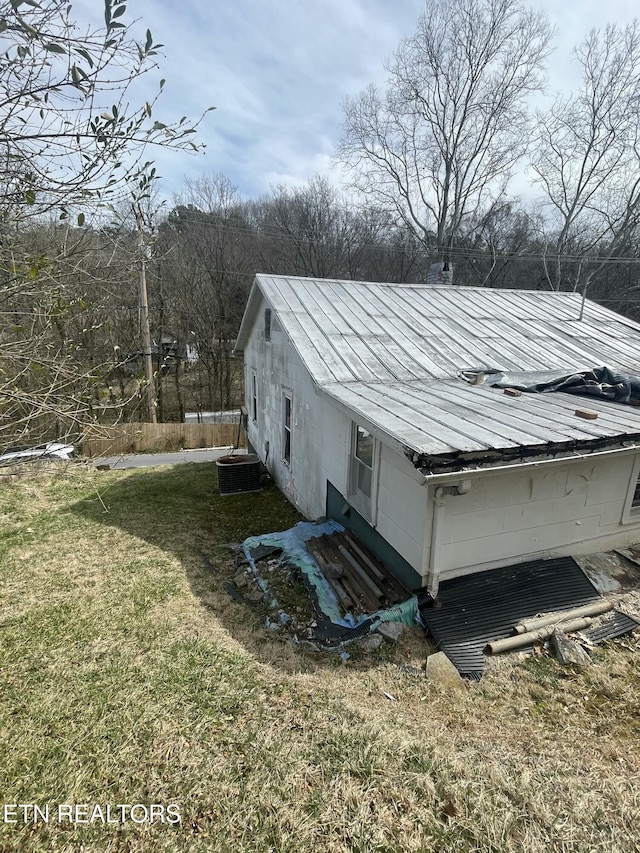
584,610,640,644
420,557,601,679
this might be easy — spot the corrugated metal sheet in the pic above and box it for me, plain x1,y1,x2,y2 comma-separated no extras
420,556,601,678
253,275,640,383
242,275,640,458
323,380,640,456
584,610,640,643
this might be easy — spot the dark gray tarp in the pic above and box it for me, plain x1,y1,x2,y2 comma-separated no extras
492,366,640,405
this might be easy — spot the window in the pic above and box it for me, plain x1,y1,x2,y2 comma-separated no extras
265,308,272,341
353,425,373,498
283,393,292,464
251,372,257,422
349,424,376,520
622,453,640,523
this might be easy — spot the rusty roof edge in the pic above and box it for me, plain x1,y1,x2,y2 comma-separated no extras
408,436,640,483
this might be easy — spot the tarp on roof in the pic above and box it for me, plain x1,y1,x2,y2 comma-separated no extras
492,366,640,405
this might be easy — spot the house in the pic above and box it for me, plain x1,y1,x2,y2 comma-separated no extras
234,274,640,596
122,333,183,376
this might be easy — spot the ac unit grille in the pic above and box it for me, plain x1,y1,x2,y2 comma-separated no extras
216,454,262,495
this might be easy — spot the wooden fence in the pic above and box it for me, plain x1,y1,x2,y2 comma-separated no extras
82,421,245,458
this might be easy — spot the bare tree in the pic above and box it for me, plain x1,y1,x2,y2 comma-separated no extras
159,175,254,413
455,205,543,290
254,176,359,278
532,23,640,292
0,0,211,447
337,0,551,276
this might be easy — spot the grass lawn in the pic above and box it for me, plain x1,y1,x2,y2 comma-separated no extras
0,462,639,853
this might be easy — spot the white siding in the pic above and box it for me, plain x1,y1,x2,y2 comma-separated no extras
242,290,640,589
243,294,351,519
434,453,640,581
375,444,429,572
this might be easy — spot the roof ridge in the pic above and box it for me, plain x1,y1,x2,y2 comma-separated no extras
254,273,583,297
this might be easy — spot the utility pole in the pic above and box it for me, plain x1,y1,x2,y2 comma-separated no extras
133,204,157,424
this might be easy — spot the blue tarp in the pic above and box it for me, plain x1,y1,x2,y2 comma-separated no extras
243,521,418,632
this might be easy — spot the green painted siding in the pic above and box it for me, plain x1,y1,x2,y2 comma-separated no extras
326,481,422,591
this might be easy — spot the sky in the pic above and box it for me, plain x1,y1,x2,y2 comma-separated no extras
96,0,640,205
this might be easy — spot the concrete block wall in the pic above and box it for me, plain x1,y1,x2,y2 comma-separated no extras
435,452,640,581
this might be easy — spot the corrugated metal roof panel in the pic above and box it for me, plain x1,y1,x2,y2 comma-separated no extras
248,275,640,457
255,275,640,385
324,380,640,456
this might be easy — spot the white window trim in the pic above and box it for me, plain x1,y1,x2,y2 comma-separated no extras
282,389,292,465
251,370,257,423
622,453,640,523
347,422,379,524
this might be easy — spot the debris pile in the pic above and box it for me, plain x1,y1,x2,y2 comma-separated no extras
306,531,410,618
420,555,640,679
219,521,421,651
484,601,613,655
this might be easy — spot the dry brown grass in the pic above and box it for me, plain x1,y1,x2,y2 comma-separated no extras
0,463,639,853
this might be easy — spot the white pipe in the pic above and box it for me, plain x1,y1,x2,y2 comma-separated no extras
514,600,612,634
485,616,592,655
423,486,446,597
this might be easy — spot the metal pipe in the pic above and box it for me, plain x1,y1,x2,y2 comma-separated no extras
343,534,385,582
485,616,592,655
513,601,612,635
340,574,370,614
423,487,446,597
327,576,356,612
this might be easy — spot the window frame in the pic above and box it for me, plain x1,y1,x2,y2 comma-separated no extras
264,308,272,342
622,453,640,523
348,422,377,521
251,371,257,423
282,390,292,465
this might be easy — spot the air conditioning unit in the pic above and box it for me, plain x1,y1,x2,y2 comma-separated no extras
216,453,262,495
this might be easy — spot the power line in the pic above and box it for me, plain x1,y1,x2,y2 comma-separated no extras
10,206,640,266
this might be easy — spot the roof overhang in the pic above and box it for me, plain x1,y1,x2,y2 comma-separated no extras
321,378,640,475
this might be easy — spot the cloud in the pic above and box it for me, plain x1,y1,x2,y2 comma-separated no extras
125,0,422,198
68,0,640,203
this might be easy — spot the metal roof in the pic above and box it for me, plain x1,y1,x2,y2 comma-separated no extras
239,274,640,462
240,274,640,381
324,380,640,458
